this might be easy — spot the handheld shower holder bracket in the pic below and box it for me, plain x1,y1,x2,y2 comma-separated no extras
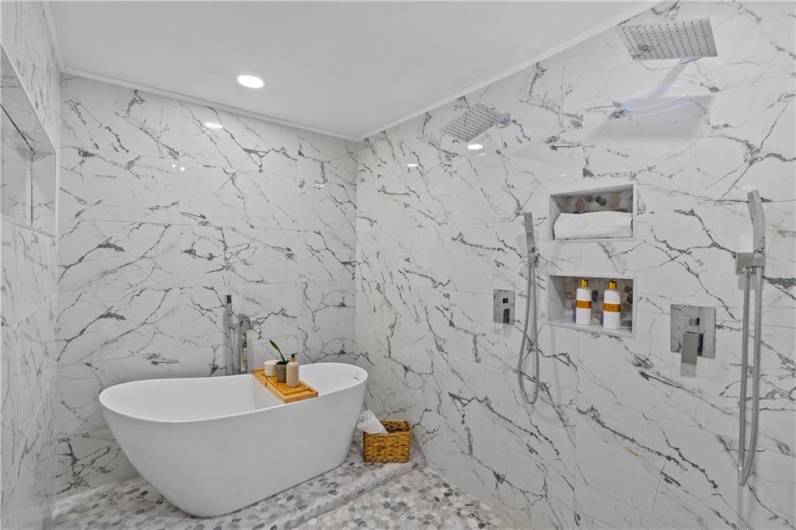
735,251,765,273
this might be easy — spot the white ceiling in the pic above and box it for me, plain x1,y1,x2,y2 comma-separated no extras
49,2,647,140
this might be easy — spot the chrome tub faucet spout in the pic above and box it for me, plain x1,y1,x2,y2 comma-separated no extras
225,294,252,375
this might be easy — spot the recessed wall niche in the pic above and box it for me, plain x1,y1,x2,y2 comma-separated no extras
548,274,635,337
1,47,56,235
548,181,636,243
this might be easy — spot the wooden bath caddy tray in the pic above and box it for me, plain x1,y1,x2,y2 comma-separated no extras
251,368,318,403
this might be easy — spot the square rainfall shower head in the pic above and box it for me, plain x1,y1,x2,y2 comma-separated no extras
441,103,509,143
617,18,717,60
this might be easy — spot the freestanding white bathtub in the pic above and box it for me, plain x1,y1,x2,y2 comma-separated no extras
99,362,367,517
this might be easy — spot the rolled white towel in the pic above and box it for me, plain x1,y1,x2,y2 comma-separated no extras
554,211,632,240
356,410,387,434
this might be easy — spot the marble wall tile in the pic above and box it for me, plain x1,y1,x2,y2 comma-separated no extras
499,445,575,530
4,301,57,439
573,479,670,530
1,0,61,141
57,287,226,367
574,394,794,529
61,76,298,173
59,221,317,293
1,221,57,328
2,390,56,530
55,76,358,495
54,350,221,440
44,1,796,526
1,0,61,525
353,1,795,528
53,425,136,495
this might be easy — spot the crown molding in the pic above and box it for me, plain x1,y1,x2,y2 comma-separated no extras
60,68,360,142
51,1,652,143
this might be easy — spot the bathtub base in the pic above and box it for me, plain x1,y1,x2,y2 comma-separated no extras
100,363,368,517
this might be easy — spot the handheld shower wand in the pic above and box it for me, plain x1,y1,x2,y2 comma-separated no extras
518,213,540,404
736,190,766,486
524,213,537,255
747,190,766,256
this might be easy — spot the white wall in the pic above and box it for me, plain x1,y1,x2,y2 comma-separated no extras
41,3,796,529
0,1,61,527
354,2,795,528
54,76,357,494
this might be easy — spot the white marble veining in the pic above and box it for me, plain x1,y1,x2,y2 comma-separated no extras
55,76,358,495
25,2,795,529
0,1,61,527
354,2,795,529
1,1,61,142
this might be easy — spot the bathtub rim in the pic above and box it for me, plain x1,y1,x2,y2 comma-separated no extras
98,362,368,425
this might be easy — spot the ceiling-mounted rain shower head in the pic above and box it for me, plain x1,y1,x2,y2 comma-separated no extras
441,103,510,143
617,18,717,60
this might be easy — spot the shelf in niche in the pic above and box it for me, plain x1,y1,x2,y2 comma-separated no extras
548,181,636,243
547,274,636,338
549,319,633,338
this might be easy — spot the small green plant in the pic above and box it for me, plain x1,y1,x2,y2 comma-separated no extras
270,339,289,365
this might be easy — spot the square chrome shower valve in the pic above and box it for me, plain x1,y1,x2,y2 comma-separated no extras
493,289,515,325
670,304,716,360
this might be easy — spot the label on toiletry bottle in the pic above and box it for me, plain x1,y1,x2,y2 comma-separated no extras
602,280,621,330
575,279,592,326
286,354,300,388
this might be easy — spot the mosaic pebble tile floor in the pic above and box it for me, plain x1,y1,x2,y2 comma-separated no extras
298,467,504,530
52,439,422,529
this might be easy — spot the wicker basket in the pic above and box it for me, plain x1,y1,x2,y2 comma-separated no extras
362,420,412,463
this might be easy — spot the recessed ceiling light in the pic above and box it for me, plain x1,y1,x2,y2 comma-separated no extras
203,121,223,130
237,74,264,89
467,143,483,151
406,162,419,168
180,166,186,172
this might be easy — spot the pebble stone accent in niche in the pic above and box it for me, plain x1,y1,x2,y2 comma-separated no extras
52,440,422,529
567,191,631,214
298,467,503,530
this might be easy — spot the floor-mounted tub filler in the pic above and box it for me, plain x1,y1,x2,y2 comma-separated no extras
99,363,367,517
